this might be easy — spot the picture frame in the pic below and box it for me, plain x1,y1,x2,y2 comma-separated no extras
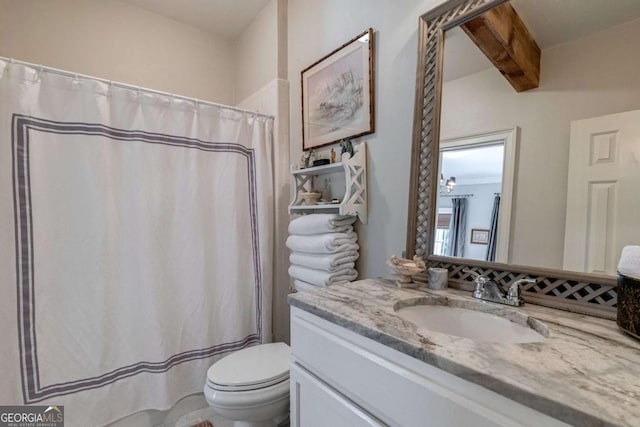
471,229,490,245
301,28,375,151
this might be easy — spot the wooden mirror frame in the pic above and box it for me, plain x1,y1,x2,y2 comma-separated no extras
405,0,617,319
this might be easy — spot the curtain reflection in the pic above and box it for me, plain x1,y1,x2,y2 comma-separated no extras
486,194,501,261
446,198,467,257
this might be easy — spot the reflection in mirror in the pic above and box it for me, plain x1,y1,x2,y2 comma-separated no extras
436,0,640,276
433,130,515,264
435,144,503,260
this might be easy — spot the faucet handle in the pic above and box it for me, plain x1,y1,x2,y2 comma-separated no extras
464,269,490,298
507,278,536,302
463,269,490,285
512,278,536,288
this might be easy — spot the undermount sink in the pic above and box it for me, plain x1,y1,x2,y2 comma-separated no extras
395,298,548,344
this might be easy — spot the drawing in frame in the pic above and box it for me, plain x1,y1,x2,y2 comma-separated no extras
301,28,375,151
471,229,490,245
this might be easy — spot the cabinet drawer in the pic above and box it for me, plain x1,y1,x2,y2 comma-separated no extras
290,363,384,427
291,307,568,427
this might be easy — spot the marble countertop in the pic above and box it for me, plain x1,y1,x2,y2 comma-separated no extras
288,279,640,427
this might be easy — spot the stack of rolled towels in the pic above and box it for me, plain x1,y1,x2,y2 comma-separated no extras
286,214,359,292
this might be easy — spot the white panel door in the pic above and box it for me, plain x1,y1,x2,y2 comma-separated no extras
563,109,640,274
290,363,384,427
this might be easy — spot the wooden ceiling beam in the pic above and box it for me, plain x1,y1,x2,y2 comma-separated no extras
461,3,541,92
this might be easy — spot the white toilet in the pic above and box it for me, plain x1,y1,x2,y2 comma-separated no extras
204,342,291,427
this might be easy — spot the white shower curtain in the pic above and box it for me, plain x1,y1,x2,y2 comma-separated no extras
0,59,274,426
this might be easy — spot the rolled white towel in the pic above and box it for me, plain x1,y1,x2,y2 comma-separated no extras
294,261,354,273
289,214,357,235
618,246,640,280
286,232,358,254
293,280,321,292
288,265,358,287
290,251,359,272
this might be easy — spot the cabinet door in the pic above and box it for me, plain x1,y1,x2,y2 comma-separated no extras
290,363,384,427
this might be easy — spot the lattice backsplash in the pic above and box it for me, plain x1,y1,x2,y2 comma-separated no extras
427,260,617,320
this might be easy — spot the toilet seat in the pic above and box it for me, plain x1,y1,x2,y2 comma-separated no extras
206,342,290,392
205,378,290,409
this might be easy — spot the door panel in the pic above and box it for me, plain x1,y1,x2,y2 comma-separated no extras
564,110,640,274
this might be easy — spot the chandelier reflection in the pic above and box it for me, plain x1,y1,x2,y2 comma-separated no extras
440,173,456,193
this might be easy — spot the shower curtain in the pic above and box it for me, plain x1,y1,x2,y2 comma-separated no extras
446,198,467,257
0,59,274,426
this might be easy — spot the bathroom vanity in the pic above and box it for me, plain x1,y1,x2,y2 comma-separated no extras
285,1,640,424
288,280,640,427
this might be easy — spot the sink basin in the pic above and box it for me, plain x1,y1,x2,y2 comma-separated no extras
395,300,548,344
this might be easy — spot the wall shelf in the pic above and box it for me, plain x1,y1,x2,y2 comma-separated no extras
291,162,344,176
289,142,368,223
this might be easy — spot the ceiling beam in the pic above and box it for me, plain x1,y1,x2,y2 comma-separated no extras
461,3,541,92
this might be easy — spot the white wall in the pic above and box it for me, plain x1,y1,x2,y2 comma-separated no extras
288,0,444,279
0,0,236,104
440,18,640,269
234,0,288,103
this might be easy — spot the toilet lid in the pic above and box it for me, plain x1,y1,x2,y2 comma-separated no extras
206,343,290,391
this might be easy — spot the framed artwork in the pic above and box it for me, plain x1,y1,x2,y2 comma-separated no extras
471,229,490,245
301,28,375,150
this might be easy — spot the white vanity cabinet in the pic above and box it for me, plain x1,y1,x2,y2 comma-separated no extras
289,307,569,427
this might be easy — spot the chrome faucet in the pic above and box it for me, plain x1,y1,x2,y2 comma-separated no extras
464,270,535,307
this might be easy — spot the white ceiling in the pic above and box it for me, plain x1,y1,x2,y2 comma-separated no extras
121,0,271,39
443,0,640,82
512,0,640,49
441,144,504,186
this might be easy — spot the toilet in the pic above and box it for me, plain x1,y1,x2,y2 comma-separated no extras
204,342,290,427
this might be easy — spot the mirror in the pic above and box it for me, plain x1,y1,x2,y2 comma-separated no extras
432,0,640,276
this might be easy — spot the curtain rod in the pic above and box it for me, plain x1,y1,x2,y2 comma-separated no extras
439,194,474,198
0,57,275,121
